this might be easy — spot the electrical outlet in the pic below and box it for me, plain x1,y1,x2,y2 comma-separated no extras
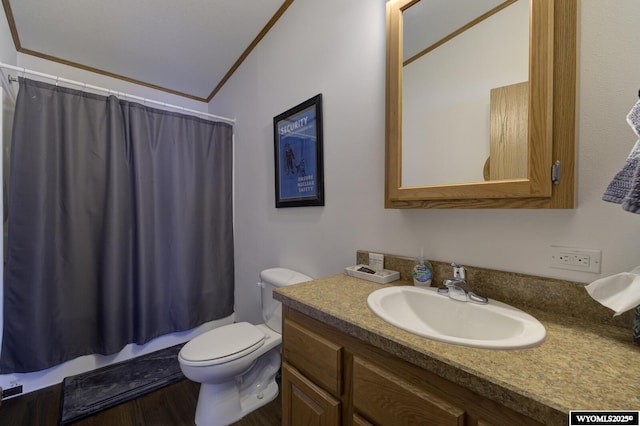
550,246,601,273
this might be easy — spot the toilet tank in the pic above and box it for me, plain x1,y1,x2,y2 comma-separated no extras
259,267,313,333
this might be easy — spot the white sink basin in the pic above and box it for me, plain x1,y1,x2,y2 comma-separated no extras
367,286,546,350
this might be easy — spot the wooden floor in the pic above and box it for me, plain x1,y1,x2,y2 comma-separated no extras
0,379,281,425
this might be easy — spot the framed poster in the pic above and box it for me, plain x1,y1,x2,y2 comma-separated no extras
273,94,324,208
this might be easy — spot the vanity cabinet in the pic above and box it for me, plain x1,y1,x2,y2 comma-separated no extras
281,306,544,426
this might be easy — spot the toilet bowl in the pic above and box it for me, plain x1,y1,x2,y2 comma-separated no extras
178,267,312,426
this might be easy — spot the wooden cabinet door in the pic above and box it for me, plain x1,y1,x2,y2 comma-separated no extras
282,362,341,426
353,356,465,426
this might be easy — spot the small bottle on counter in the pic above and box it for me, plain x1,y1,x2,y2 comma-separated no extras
412,249,433,287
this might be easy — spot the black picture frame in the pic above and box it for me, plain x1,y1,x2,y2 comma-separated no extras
273,94,324,208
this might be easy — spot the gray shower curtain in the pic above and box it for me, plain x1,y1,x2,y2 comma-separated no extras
0,78,234,373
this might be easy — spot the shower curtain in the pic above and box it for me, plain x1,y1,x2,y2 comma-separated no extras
0,78,234,373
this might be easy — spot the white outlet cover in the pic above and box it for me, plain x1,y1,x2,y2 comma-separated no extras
550,246,601,273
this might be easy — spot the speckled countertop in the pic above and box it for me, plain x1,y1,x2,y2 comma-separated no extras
274,274,640,425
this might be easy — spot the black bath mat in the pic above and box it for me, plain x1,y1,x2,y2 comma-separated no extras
59,343,186,425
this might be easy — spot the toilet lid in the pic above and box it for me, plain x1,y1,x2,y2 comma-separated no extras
180,322,265,364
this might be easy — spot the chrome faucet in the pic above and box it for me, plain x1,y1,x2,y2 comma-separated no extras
437,263,488,304
441,277,468,302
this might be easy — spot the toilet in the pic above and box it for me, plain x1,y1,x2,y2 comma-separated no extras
178,267,313,426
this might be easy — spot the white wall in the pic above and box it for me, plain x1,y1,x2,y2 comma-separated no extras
211,0,640,325
14,55,209,113
0,6,15,66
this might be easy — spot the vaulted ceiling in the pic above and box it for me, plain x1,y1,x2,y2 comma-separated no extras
2,0,293,102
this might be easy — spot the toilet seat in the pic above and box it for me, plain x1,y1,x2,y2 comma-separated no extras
179,322,265,366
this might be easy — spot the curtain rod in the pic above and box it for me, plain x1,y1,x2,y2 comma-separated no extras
0,62,236,124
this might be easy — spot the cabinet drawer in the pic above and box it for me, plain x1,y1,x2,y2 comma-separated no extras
283,318,343,395
353,356,465,426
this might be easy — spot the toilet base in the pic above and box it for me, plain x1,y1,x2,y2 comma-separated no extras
240,379,279,420
193,347,281,426
194,380,279,426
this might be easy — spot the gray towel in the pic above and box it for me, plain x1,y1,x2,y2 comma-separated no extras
603,99,640,213
602,140,640,203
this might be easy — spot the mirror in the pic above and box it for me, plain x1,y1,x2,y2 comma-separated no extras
403,0,529,186
385,0,576,208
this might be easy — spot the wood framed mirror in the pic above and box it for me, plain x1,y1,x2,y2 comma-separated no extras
385,0,576,208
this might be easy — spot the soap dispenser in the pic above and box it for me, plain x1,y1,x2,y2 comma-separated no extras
412,249,433,287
